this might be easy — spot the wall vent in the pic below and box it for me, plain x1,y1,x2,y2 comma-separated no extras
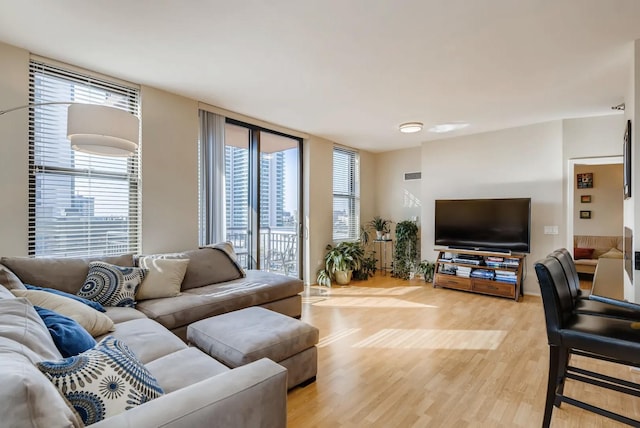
404,172,422,181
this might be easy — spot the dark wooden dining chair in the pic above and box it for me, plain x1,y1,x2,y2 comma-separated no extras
550,248,640,321
534,255,640,427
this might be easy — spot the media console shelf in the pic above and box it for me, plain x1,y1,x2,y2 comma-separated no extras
433,248,525,301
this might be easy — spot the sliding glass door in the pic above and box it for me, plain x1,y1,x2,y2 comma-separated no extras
224,120,301,277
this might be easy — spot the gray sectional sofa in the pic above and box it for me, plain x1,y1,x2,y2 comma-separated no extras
0,244,305,427
1,245,304,340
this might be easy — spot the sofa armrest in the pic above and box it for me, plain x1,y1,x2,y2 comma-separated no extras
91,358,287,428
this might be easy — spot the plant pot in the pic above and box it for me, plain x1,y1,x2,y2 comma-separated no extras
376,231,383,240
335,270,352,285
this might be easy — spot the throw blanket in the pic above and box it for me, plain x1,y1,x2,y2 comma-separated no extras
201,241,247,278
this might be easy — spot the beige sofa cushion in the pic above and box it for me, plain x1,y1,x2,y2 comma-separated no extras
0,296,82,427
136,257,189,300
1,254,135,294
0,354,83,428
146,347,229,393
11,289,115,337
104,306,148,323
0,297,62,362
600,248,624,259
102,318,187,364
0,283,16,299
138,246,244,291
136,270,303,330
0,264,26,290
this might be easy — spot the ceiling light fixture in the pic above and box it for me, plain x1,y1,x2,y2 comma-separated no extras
428,123,470,133
399,122,423,133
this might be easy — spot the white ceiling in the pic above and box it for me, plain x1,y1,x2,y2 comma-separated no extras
1,0,640,153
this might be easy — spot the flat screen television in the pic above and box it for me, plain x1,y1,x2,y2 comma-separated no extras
434,198,531,253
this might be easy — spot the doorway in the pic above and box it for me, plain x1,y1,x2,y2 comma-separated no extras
567,156,623,262
224,120,302,278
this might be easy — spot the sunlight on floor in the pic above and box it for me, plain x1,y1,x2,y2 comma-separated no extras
352,328,508,350
312,297,438,308
317,286,425,296
317,328,362,348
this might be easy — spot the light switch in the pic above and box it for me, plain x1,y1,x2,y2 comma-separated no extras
544,226,559,235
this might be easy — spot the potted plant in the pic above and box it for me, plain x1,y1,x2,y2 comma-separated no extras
392,220,419,280
316,241,365,286
353,253,378,280
368,216,391,240
416,260,436,283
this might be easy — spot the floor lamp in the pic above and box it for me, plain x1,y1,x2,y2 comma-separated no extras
0,103,140,157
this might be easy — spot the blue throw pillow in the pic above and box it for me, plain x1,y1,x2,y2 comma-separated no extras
25,284,106,312
34,306,97,358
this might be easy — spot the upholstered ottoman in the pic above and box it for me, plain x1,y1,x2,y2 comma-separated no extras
187,307,318,389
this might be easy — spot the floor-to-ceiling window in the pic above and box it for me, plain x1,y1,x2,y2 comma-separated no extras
223,120,302,277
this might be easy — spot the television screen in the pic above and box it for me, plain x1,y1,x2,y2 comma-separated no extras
434,198,531,253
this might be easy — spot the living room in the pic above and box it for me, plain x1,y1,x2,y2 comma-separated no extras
2,1,640,427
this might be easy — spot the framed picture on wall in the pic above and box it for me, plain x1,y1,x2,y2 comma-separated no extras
577,173,593,189
624,119,632,199
579,210,591,219
580,195,591,203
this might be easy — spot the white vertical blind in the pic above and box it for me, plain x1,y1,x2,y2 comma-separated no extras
28,60,141,257
332,146,360,241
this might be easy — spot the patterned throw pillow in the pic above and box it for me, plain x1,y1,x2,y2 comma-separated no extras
37,336,164,425
78,262,147,308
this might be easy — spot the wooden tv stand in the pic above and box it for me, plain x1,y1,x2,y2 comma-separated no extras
433,248,524,301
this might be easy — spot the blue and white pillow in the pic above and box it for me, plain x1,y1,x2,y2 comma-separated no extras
77,262,147,308
37,336,164,425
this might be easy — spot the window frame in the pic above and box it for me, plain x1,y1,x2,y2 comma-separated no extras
28,60,141,257
332,146,360,242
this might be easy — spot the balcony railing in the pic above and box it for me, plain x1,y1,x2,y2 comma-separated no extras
227,227,298,277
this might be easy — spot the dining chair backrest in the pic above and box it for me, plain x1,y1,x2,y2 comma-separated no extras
535,256,575,344
550,248,582,299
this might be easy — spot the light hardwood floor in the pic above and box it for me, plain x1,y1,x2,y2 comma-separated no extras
287,274,639,427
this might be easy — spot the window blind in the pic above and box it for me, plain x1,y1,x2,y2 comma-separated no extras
28,60,141,257
332,146,360,241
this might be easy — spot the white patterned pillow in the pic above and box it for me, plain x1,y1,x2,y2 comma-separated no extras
78,262,147,307
36,335,164,425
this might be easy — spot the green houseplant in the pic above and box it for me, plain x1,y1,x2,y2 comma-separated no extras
368,216,391,240
317,240,377,286
416,260,436,283
392,220,419,280
317,241,364,286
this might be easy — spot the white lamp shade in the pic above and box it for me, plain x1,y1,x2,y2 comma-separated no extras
67,104,140,157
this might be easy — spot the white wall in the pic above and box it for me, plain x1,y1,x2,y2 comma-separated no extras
0,42,29,256
303,136,333,285
420,121,564,295
140,86,200,253
373,147,422,230
625,40,640,302
563,115,625,160
573,164,623,236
